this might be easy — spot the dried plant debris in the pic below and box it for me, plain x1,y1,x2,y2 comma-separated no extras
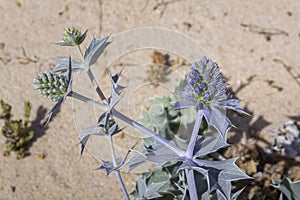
142,0,183,17
224,120,300,199
224,141,281,199
147,50,186,87
182,21,192,30
268,120,300,159
273,58,300,87
265,79,283,92
241,23,288,41
272,177,300,200
147,51,171,87
0,100,34,159
0,43,12,65
17,47,38,65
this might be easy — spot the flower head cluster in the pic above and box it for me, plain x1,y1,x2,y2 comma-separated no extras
182,56,229,107
174,56,247,137
33,57,73,125
33,73,68,102
55,27,87,46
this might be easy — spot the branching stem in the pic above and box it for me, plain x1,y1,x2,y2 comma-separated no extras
111,108,185,157
69,91,108,110
76,45,107,103
70,89,185,158
107,135,129,200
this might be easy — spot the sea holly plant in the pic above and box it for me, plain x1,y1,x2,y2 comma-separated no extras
33,27,251,199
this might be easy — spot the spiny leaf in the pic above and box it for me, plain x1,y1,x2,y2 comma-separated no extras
145,144,180,166
272,177,300,200
194,135,229,158
97,158,124,175
132,177,168,199
84,36,110,67
122,149,147,173
78,114,123,156
78,122,101,156
107,72,125,111
192,158,251,200
52,58,83,73
224,99,250,116
195,158,251,182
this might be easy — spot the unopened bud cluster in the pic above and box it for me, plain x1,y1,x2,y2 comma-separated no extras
63,27,85,46
33,73,68,102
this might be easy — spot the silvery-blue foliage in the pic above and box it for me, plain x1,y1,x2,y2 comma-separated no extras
78,71,124,156
33,28,253,200
272,177,300,200
52,58,83,73
84,36,110,67
127,58,251,199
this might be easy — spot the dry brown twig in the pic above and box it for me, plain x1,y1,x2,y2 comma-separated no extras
273,58,300,87
241,23,288,41
142,0,183,17
17,47,38,65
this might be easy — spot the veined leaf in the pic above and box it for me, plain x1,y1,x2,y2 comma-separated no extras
52,58,83,73
84,36,110,67
132,177,167,200
194,135,229,158
122,149,147,173
272,177,300,200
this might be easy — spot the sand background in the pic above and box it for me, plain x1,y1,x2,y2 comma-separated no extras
0,0,299,199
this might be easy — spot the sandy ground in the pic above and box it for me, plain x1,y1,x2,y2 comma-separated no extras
0,0,299,199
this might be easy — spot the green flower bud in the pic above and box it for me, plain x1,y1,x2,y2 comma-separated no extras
56,27,87,46
33,72,68,102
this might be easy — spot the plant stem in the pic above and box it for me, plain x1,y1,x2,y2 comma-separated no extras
108,135,117,166
71,90,129,199
185,169,198,200
186,110,203,159
184,110,203,199
107,135,130,200
111,108,185,157
75,45,107,103
76,44,84,59
115,171,130,200
70,89,185,157
86,68,107,102
70,90,185,157
69,91,108,110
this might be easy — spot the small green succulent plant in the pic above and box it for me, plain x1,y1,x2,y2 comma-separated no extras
0,100,34,159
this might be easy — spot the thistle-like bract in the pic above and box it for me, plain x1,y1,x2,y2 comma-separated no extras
33,72,68,102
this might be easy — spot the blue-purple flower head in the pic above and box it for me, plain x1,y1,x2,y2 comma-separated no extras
184,57,228,107
174,57,248,137
175,56,247,115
